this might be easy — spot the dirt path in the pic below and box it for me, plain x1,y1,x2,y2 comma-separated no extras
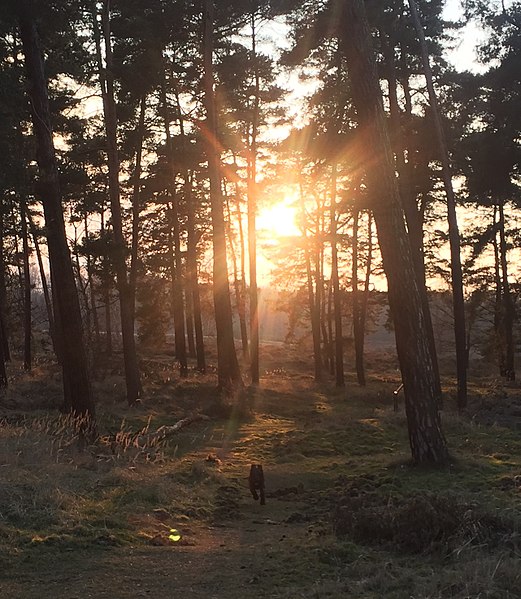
0,373,386,598
3,495,327,599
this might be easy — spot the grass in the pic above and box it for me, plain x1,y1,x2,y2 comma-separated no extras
0,348,520,597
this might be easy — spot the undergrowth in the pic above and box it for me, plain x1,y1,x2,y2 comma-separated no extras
1,355,521,597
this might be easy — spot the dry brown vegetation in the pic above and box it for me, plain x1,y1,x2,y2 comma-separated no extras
0,343,520,598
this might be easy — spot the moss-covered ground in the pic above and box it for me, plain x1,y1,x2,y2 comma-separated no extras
0,346,520,598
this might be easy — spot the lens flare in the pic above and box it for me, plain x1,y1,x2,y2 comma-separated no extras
168,529,181,542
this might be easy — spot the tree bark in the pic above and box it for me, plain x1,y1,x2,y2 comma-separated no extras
248,8,260,385
498,199,515,380
85,213,101,353
226,190,250,361
359,210,373,378
408,0,467,409
0,196,10,364
20,197,32,371
342,0,447,464
492,207,504,376
186,173,206,373
129,94,146,322
0,204,9,383
237,195,250,362
330,163,344,386
19,5,94,418
160,73,188,377
100,209,113,356
384,35,442,402
352,207,366,386
202,0,242,392
298,173,322,382
175,86,206,373
97,0,142,403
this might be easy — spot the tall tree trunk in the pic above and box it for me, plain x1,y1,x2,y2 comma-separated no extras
408,0,467,409
237,195,250,362
498,199,515,380
73,224,91,350
233,170,250,362
129,94,146,321
248,8,260,385
0,199,10,363
316,202,332,373
186,173,206,373
46,241,63,364
20,197,32,371
167,201,188,376
27,209,56,352
330,164,344,386
19,4,94,418
100,210,112,356
85,213,101,353
342,0,447,464
96,1,142,403
299,174,322,382
359,211,373,377
492,207,504,376
0,316,6,387
175,85,206,372
384,35,442,402
202,0,242,392
226,191,250,361
160,74,188,376
184,277,196,358
352,207,366,386
327,279,335,375
314,224,328,368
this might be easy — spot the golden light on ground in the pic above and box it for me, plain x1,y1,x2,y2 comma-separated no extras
257,198,301,239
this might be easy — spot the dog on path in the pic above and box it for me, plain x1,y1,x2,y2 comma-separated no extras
248,464,266,505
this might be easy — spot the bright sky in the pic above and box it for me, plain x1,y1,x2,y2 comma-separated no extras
256,0,515,288
442,0,488,73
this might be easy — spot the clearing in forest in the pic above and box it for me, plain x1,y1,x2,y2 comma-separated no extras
0,346,520,598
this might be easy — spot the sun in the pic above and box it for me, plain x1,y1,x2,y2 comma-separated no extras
256,199,300,239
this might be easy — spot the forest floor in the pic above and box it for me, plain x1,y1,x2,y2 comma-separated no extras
0,342,521,598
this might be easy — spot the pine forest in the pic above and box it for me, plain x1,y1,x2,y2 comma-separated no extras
1,1,521,597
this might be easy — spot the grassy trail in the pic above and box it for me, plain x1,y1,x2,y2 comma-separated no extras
1,359,520,598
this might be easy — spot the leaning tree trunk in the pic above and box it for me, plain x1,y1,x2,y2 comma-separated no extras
342,0,447,464
408,0,467,409
97,1,142,403
384,36,442,403
27,211,54,338
19,4,94,418
202,0,242,392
